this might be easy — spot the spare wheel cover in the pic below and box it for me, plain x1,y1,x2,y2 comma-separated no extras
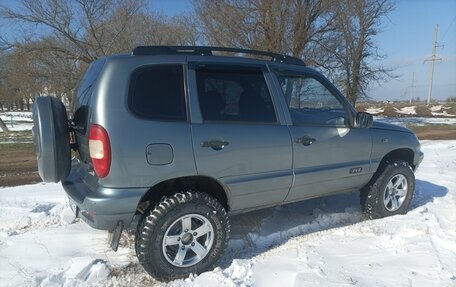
32,96,71,182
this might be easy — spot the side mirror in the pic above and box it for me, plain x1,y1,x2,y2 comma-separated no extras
354,112,373,128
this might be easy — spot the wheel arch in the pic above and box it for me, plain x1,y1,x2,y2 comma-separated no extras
371,148,415,183
380,148,415,169
134,175,230,216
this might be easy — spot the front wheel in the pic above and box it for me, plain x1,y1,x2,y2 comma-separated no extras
361,160,415,219
135,192,229,281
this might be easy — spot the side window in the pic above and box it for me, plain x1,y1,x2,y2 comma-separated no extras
129,65,186,121
275,72,347,126
195,66,277,123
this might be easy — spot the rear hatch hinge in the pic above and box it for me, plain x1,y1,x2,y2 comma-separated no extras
68,120,84,150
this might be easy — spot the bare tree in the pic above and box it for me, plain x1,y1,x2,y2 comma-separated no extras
0,0,146,63
0,0,199,107
195,0,395,105
194,0,333,60
0,69,8,131
0,0,395,109
323,0,396,105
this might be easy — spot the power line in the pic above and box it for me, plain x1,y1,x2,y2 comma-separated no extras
441,16,456,43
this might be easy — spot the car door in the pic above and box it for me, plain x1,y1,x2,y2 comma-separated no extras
270,68,373,202
188,63,293,211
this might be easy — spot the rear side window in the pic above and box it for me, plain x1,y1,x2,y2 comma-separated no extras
72,58,106,131
129,65,186,121
72,58,106,113
195,66,276,123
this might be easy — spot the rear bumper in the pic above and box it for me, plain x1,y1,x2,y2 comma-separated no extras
62,165,147,231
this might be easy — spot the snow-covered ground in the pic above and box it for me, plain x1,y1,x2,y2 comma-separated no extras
375,116,456,126
395,106,416,115
364,105,456,117
365,107,384,115
0,141,455,286
0,112,33,132
2,110,456,133
429,105,456,117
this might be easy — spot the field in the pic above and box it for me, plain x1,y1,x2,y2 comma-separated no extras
0,131,40,187
0,140,455,286
1,110,455,187
1,111,455,286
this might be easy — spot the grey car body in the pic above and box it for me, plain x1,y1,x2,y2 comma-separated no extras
28,46,425,280
61,52,423,233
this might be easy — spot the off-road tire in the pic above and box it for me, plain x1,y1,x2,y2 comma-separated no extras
361,160,415,219
135,191,230,281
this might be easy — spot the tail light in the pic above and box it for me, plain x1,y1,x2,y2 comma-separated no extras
89,124,111,178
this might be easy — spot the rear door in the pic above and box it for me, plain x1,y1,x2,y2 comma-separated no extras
71,58,106,175
189,63,293,211
271,68,373,202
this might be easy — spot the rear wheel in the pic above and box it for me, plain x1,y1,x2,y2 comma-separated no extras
135,191,229,281
361,160,415,219
32,96,71,182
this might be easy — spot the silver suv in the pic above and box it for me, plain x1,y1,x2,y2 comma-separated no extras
32,46,424,281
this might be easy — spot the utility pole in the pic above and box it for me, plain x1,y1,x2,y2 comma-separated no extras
409,72,415,104
424,24,442,106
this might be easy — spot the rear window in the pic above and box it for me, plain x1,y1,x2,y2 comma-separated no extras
71,58,106,131
72,58,106,113
128,65,186,121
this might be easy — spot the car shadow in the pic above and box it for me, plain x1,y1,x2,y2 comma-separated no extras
410,179,448,209
219,179,448,267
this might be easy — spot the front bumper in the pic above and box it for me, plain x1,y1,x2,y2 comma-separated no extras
62,166,147,231
414,150,424,171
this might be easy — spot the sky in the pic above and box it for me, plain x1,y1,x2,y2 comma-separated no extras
1,0,455,102
369,0,456,102
149,0,456,102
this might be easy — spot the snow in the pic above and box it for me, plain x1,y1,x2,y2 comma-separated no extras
365,107,384,115
364,106,456,117
0,183,131,287
0,112,33,132
375,116,456,126
430,105,444,112
0,112,33,122
395,106,417,115
1,141,456,286
432,111,456,117
430,105,456,116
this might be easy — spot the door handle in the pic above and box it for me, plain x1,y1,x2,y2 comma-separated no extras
201,139,229,150
295,135,316,146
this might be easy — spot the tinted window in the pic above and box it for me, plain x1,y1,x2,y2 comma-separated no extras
196,66,276,123
71,58,106,131
72,58,106,112
129,65,186,121
275,72,347,126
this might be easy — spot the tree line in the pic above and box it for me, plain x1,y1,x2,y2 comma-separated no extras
0,0,395,112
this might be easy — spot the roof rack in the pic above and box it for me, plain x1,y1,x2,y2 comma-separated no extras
132,46,305,66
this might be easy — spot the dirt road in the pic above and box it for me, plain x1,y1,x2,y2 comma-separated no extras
1,126,454,187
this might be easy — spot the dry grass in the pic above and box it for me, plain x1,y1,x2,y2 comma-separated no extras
0,142,40,187
382,105,397,117
408,125,456,140
415,106,433,117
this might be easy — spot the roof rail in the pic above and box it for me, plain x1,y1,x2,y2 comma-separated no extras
132,46,305,66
